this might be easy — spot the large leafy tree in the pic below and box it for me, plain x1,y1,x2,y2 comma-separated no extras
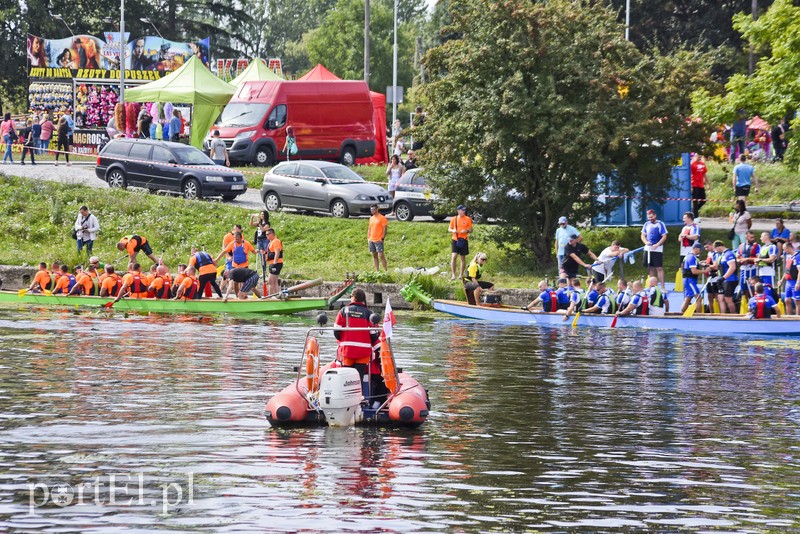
304,0,416,92
419,0,709,266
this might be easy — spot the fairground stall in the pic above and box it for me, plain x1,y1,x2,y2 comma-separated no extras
26,32,209,154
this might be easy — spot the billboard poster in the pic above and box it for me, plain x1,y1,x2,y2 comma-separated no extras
27,33,209,79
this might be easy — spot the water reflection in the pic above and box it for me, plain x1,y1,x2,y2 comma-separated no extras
0,308,798,531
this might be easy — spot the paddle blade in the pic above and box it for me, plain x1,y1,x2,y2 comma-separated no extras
103,301,115,309
683,301,696,317
739,296,748,315
778,299,786,316
674,270,684,292
610,315,618,328
712,299,721,314
43,290,52,296
571,312,581,327
17,289,27,297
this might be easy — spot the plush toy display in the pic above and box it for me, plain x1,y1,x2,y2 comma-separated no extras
74,83,119,128
28,83,72,115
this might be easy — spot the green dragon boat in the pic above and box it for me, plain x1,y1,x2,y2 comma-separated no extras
0,280,353,315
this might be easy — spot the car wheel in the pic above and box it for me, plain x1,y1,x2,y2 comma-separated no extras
432,215,447,222
339,146,356,166
183,178,202,200
264,191,281,211
255,147,274,167
106,168,127,189
221,194,237,201
330,199,350,218
394,201,414,222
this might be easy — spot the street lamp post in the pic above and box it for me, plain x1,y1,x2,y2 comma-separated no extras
625,0,630,41
119,0,125,104
364,0,370,84
391,0,398,126
51,14,75,38
140,17,165,43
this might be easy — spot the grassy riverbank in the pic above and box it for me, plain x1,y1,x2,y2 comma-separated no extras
701,160,800,218
0,174,733,289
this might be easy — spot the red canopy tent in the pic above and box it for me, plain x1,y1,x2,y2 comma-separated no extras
298,64,388,165
747,115,771,131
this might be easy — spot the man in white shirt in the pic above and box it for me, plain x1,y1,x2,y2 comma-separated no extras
555,216,581,273
74,205,100,256
592,240,629,283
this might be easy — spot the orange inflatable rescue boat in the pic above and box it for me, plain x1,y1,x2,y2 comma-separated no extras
265,314,430,428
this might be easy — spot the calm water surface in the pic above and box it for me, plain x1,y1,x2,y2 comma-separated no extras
0,307,799,532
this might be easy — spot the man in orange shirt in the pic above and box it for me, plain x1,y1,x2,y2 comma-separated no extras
221,224,242,251
449,205,473,280
367,204,388,271
100,265,122,297
28,262,53,293
148,265,173,299
174,265,201,299
216,232,255,269
189,246,222,298
52,265,79,294
68,264,99,295
265,228,283,295
114,263,149,301
116,234,159,264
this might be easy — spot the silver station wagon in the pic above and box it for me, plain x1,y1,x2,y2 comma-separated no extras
260,160,391,218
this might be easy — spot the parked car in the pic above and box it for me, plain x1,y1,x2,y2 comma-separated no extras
392,168,447,222
95,138,247,201
261,160,391,218
209,80,376,166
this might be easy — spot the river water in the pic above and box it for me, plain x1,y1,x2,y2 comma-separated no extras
0,307,798,532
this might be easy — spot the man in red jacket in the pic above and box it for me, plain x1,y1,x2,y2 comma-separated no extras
334,287,380,400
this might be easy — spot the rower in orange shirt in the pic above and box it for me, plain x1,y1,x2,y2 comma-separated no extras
52,265,78,294
148,265,173,299
68,264,99,295
216,231,255,269
116,234,159,264
27,262,53,293
221,224,242,252
113,262,149,301
174,265,200,299
100,265,122,297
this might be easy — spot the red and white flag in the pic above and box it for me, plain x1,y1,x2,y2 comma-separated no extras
381,298,397,341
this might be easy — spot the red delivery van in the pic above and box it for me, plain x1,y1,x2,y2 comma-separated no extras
210,80,376,166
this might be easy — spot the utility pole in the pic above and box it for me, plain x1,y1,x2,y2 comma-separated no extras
364,0,370,84
749,0,758,74
119,0,125,104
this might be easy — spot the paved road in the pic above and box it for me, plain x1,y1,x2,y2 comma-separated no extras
1,162,796,231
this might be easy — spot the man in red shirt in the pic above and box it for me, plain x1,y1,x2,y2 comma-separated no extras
690,153,709,219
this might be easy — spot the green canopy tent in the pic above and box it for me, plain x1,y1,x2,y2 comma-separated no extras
124,56,236,149
230,58,283,87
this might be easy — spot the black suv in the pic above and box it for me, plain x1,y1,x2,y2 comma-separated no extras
95,139,247,201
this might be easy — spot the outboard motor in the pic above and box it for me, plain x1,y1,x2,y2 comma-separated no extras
319,367,363,427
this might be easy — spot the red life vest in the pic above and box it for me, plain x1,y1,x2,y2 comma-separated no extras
129,273,147,295
154,276,172,299
636,292,649,316
106,275,122,297
754,295,772,319
546,289,558,312
183,276,200,299
334,303,378,366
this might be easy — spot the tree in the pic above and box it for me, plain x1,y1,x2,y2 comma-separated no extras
419,0,710,266
304,0,415,92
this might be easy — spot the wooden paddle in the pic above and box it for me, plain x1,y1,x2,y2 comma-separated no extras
264,278,323,299
610,314,618,328
571,269,595,327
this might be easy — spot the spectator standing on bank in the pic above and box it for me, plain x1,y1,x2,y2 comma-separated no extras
31,115,41,153
39,113,53,155
730,199,752,251
54,117,71,166
730,110,747,162
1,113,17,164
555,216,581,273
386,155,405,204
368,204,388,271
449,205,473,280
19,119,36,165
74,205,100,256
169,109,182,143
404,149,418,171
209,130,230,166
771,119,789,161
732,154,759,201
690,153,709,219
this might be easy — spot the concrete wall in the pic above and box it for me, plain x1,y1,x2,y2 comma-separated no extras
0,265,537,310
